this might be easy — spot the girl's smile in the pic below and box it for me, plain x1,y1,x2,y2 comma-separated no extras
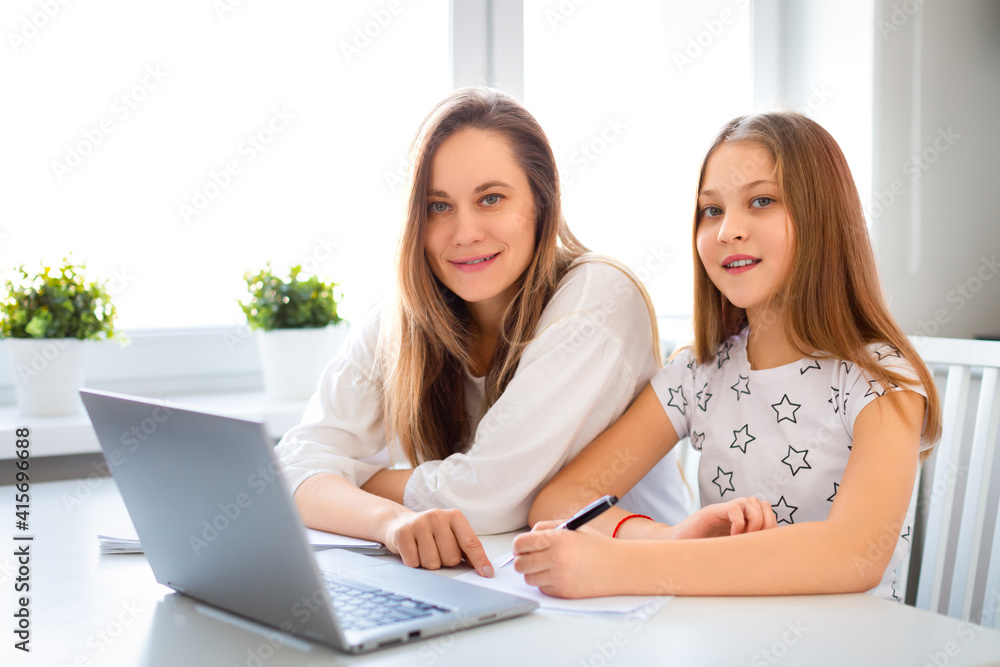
721,254,762,273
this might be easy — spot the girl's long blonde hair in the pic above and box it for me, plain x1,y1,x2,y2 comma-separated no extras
691,112,941,447
379,88,589,465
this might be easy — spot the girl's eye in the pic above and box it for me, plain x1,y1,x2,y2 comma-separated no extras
428,202,450,214
481,193,502,206
701,205,722,218
751,196,773,208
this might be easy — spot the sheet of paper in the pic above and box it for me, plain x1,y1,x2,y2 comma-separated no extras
457,552,673,614
98,527,386,555
303,528,387,553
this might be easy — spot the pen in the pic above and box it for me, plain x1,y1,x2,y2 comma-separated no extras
497,495,618,568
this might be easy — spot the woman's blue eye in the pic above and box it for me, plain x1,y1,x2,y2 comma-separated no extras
481,194,501,206
429,202,449,214
751,197,773,208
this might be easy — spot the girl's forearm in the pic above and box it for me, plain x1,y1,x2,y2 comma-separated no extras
617,520,885,596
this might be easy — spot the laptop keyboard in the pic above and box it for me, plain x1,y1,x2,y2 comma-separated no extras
321,572,449,631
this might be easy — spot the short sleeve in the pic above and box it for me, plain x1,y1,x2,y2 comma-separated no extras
649,347,698,441
841,344,933,451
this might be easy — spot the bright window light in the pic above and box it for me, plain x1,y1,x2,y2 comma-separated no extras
524,0,753,324
2,0,450,330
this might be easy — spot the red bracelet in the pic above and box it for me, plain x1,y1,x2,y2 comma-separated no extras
612,514,652,538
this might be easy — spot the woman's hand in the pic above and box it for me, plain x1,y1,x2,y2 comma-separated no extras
668,497,776,540
382,508,494,578
511,528,622,599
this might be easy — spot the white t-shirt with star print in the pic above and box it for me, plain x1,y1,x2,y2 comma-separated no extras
650,328,932,601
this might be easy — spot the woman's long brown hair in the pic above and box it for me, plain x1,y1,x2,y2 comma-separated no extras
379,88,589,465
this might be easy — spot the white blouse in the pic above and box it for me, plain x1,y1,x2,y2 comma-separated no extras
275,257,688,534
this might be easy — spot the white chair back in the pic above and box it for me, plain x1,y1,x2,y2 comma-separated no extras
910,336,1000,627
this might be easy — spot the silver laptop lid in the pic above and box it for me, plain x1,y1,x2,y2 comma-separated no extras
80,388,345,647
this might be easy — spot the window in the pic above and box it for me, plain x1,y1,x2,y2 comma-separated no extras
524,0,753,328
3,0,450,331
1,1,876,396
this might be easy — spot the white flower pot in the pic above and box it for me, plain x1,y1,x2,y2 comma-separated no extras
6,338,89,417
257,325,347,401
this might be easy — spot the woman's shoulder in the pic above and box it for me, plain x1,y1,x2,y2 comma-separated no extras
551,253,647,304
535,253,657,353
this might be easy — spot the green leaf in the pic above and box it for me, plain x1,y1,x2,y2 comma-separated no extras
238,263,343,331
0,257,121,341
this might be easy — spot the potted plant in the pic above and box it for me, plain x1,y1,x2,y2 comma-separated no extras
1,259,121,416
240,264,345,401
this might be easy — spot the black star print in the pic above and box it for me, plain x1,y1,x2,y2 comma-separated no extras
690,431,705,451
892,583,902,602
875,346,901,362
900,526,911,542
843,390,851,411
667,386,688,413
772,496,798,525
800,360,821,375
687,357,696,370
730,424,756,453
864,380,886,399
827,482,839,502
717,341,732,369
841,361,853,374
771,394,801,423
731,375,751,401
713,466,735,496
828,386,841,413
696,382,713,411
781,445,811,476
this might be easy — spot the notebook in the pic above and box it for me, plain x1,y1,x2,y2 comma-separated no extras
80,388,537,654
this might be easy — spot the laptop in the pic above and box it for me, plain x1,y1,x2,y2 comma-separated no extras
80,388,537,653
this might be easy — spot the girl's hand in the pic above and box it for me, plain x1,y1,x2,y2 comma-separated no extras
511,528,620,598
382,508,494,578
668,497,776,540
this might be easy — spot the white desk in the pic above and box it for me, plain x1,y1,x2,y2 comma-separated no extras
4,479,1000,667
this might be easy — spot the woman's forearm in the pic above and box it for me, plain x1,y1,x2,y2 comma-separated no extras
361,468,414,504
294,472,410,544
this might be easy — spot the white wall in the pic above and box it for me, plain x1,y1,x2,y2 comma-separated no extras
872,0,1000,341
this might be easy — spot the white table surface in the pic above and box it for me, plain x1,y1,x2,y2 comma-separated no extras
3,478,1000,667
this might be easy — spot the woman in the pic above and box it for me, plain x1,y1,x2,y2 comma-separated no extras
275,88,686,577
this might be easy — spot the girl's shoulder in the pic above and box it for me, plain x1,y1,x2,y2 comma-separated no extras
838,341,923,384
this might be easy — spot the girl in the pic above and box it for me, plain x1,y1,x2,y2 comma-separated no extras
275,88,687,578
514,112,942,601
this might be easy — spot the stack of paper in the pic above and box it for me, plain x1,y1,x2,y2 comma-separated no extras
97,528,388,556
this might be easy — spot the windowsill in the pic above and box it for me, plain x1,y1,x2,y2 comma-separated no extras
1,315,695,460
1,391,308,459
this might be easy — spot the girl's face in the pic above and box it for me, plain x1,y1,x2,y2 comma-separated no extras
423,128,537,325
696,141,795,320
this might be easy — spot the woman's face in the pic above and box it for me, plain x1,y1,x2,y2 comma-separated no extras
695,141,795,320
423,128,537,326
